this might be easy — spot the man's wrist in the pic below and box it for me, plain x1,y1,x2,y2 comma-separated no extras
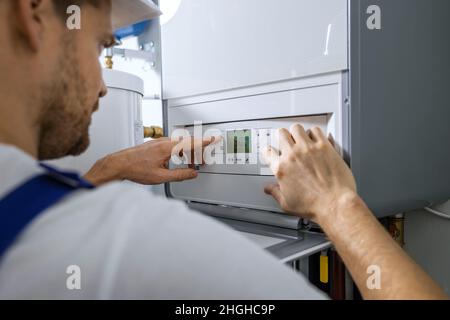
315,190,362,228
84,154,124,186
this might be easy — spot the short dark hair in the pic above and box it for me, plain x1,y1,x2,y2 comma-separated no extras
52,0,104,20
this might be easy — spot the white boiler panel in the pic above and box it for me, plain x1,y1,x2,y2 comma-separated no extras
161,0,348,99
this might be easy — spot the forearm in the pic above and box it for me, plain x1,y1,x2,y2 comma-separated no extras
318,193,448,300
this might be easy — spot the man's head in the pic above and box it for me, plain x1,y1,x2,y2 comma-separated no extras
0,0,115,160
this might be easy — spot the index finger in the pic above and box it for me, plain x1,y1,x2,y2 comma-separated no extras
170,136,221,155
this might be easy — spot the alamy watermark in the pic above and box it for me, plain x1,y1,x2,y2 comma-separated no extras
366,265,381,290
66,5,81,30
367,5,382,30
169,121,283,167
66,265,82,290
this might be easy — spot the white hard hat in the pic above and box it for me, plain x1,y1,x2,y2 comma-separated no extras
111,0,162,30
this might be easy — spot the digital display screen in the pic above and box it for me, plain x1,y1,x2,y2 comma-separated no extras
227,130,252,154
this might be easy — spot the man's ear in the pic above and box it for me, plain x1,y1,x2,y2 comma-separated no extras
15,0,48,52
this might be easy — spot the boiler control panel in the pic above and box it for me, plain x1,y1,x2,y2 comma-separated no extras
171,115,328,176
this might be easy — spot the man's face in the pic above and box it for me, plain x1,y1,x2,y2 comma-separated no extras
38,1,114,160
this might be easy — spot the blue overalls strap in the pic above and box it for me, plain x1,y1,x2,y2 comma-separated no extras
0,164,94,259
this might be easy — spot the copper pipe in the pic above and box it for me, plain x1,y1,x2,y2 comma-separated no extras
144,126,164,139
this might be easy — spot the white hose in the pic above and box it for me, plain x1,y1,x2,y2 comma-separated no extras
424,206,450,220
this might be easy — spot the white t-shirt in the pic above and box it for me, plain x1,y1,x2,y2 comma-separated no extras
0,144,326,300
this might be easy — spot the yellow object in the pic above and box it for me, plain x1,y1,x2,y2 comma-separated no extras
144,126,164,139
105,56,113,69
319,252,329,284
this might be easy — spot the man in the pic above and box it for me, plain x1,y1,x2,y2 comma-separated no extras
0,0,446,300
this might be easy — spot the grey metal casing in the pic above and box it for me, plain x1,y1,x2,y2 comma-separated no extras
348,0,450,215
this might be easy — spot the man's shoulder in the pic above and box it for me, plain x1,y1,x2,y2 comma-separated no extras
2,181,207,270
0,178,326,300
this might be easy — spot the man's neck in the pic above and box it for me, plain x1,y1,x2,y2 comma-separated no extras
0,98,40,159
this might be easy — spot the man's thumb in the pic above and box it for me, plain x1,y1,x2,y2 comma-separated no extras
164,168,198,182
